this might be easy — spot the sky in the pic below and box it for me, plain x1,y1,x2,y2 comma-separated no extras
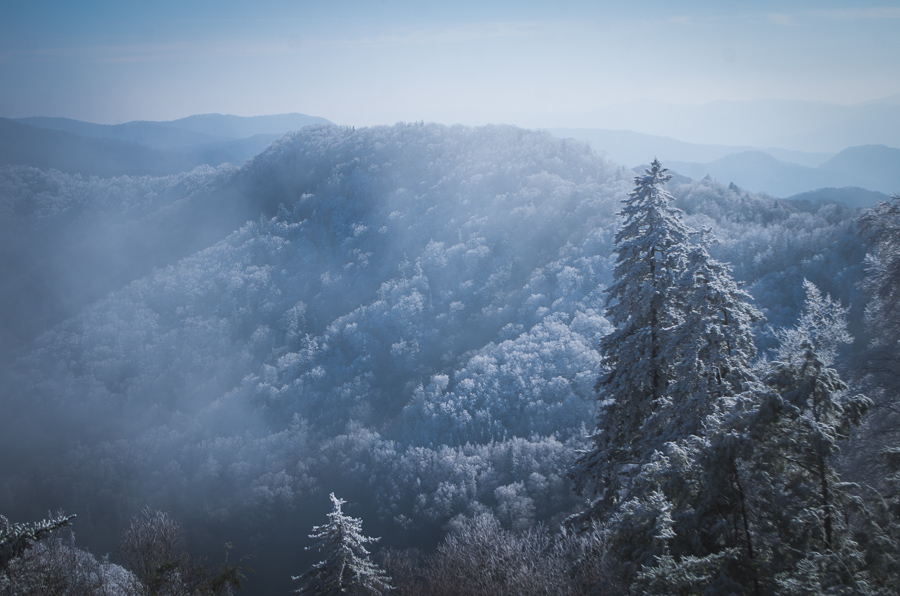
1,0,900,127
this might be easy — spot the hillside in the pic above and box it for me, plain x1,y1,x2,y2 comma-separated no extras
0,124,867,593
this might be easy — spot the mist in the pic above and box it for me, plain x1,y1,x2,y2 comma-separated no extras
0,116,877,592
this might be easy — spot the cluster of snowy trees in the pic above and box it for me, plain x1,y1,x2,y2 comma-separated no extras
563,161,894,594
0,124,884,592
303,165,898,596
0,509,246,595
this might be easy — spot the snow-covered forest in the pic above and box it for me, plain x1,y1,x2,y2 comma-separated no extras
0,123,896,594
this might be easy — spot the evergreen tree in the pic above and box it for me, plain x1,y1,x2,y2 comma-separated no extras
627,237,763,595
740,282,871,593
293,493,392,596
651,231,762,440
642,282,873,595
567,160,766,592
0,512,75,575
859,196,900,361
570,159,693,522
858,197,900,450
857,196,900,591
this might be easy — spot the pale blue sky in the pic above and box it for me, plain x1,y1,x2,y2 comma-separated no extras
1,0,899,126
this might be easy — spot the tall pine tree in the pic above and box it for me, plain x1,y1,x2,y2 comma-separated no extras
570,159,693,523
650,232,762,440
570,161,764,593
634,236,763,595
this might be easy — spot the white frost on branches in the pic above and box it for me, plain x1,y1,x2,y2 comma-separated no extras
292,493,392,595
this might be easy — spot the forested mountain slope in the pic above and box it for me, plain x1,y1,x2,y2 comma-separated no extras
0,163,247,349
0,123,866,593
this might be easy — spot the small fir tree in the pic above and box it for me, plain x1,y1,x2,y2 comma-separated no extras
293,493,392,596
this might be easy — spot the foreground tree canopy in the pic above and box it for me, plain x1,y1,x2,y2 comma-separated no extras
569,164,896,595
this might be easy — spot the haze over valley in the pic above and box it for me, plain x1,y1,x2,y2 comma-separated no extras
2,1,899,594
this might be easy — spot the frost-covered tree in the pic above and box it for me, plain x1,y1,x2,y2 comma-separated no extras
422,512,564,596
859,196,900,354
570,159,693,521
2,532,139,596
632,236,763,592
118,508,245,596
0,512,74,575
848,197,900,589
636,282,873,595
858,196,900,446
292,493,392,596
651,231,762,439
739,282,871,593
567,161,767,592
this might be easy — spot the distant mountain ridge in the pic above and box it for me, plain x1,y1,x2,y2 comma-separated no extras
549,128,833,169
0,117,197,176
821,145,900,193
567,97,900,153
784,187,891,210
14,116,226,149
6,111,896,202
551,127,898,202
2,113,334,176
16,113,332,149
666,145,900,199
159,113,333,140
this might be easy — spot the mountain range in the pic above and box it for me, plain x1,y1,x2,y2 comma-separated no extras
562,96,900,153
3,111,896,202
0,113,332,176
550,127,898,200
668,145,900,198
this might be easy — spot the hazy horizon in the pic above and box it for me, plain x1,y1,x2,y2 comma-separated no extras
3,0,900,130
